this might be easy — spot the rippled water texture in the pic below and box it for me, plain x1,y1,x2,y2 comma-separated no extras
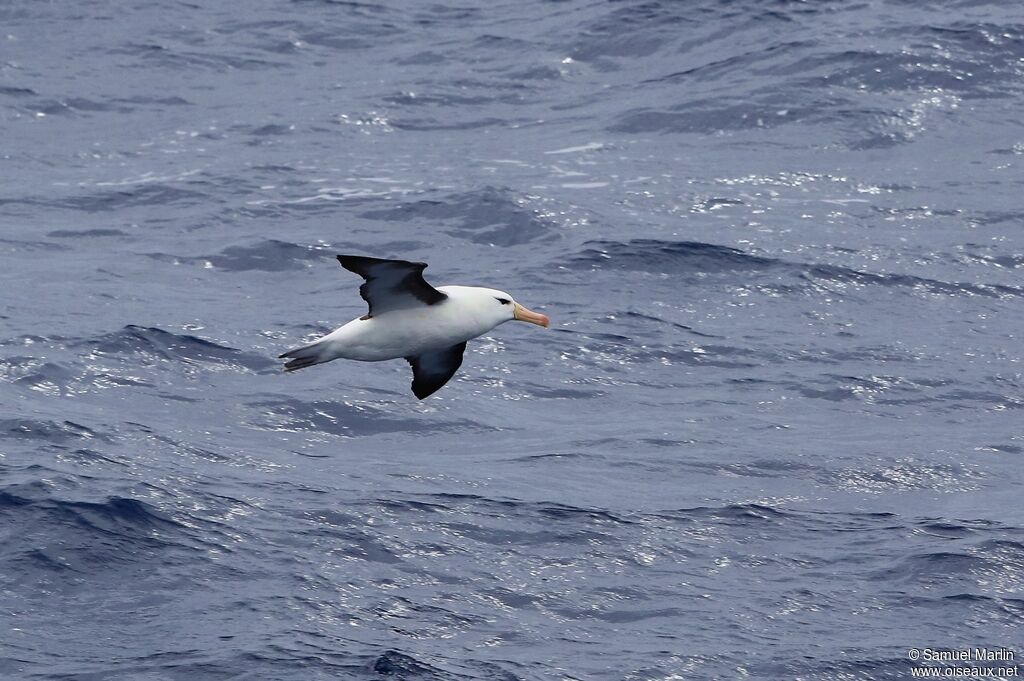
2,1,1023,679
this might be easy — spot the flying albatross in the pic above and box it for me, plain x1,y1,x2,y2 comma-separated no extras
279,255,550,399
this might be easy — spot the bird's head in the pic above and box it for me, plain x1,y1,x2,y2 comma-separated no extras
463,287,550,329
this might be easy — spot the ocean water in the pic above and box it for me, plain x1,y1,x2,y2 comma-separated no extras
2,0,1023,679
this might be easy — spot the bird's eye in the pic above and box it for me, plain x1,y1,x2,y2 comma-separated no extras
495,297,511,305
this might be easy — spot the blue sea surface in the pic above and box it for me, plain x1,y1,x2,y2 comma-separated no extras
2,1,1023,679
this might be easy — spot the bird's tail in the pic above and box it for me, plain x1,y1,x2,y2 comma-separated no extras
278,340,332,372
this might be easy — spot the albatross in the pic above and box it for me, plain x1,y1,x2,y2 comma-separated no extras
279,255,550,399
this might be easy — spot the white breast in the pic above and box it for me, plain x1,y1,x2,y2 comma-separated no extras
319,286,503,361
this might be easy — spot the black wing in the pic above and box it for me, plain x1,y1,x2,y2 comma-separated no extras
336,255,447,317
405,342,467,399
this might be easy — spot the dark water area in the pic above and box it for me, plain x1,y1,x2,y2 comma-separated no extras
2,1,1023,679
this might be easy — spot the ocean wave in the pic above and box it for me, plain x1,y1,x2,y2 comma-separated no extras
572,239,1024,298
13,183,210,214
0,417,110,444
147,239,331,272
360,186,559,246
78,326,275,373
0,493,188,576
248,397,487,437
875,551,992,584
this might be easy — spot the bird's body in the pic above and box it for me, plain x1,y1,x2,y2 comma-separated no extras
279,256,549,398
292,286,520,362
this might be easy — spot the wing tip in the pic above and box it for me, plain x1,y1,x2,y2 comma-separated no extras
336,254,368,268
411,381,439,400
336,254,428,270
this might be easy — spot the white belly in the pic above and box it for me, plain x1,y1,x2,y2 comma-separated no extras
319,299,492,361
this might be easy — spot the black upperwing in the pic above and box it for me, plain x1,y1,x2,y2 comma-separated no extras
336,255,447,317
